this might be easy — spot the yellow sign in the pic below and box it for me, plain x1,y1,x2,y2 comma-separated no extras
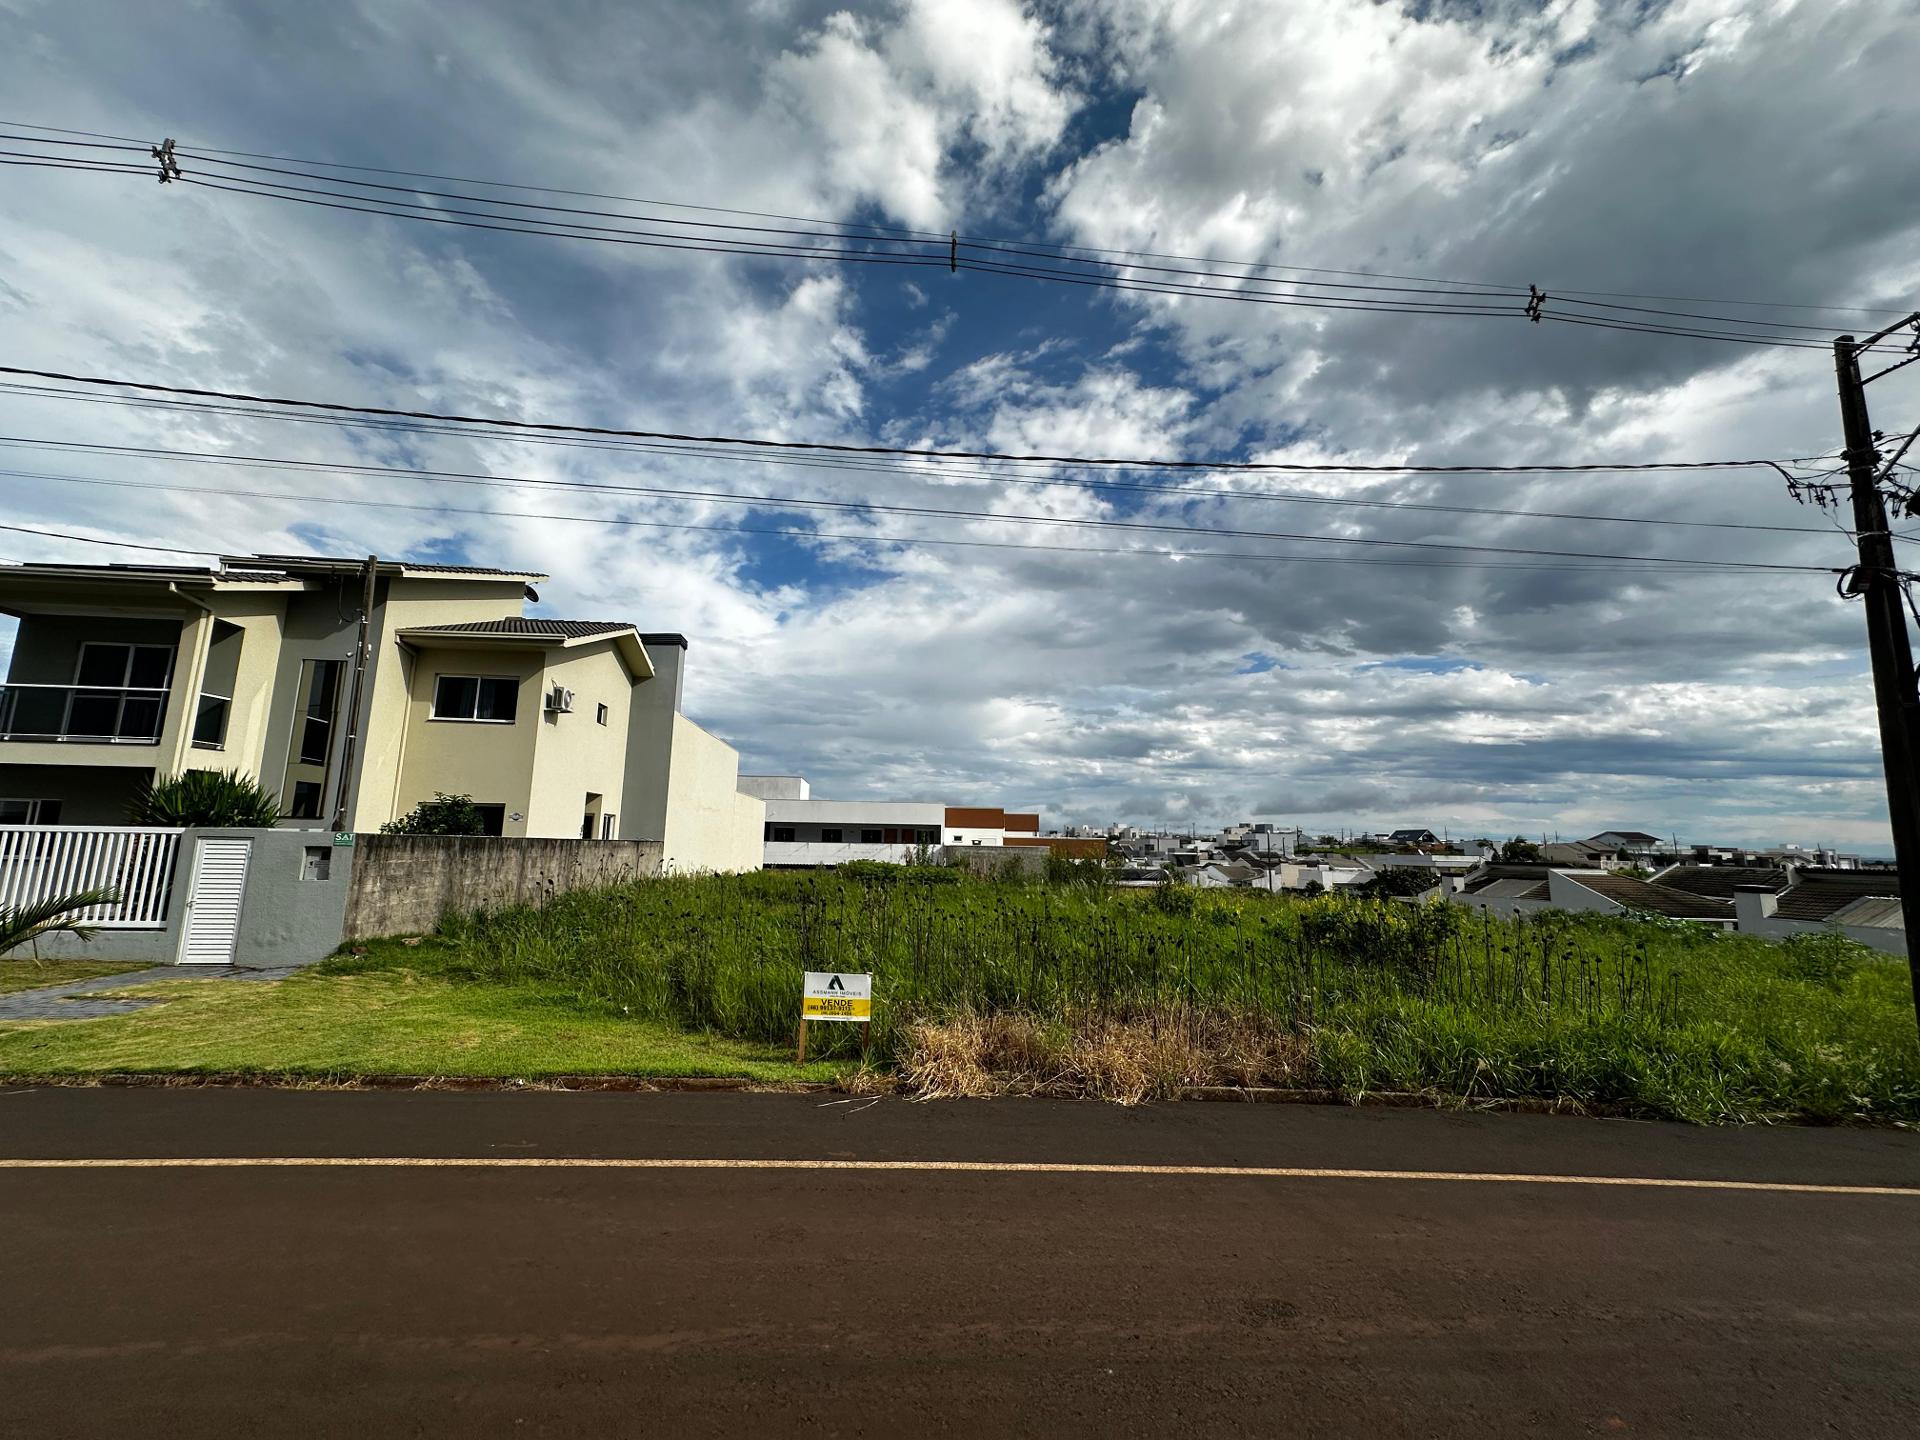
802,971,872,1022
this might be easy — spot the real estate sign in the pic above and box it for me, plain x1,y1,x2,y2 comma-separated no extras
801,971,872,1022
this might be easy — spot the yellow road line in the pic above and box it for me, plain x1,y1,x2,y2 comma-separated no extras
0,1156,1915,1195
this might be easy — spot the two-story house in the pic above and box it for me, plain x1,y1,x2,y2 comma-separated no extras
0,554,762,870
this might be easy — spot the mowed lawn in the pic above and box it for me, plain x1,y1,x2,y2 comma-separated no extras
0,960,152,996
0,957,844,1083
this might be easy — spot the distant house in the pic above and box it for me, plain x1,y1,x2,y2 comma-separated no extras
1387,828,1440,847
1582,830,1668,862
1731,869,1904,956
1450,865,1733,925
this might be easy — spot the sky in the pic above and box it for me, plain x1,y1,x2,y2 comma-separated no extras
2,0,1919,848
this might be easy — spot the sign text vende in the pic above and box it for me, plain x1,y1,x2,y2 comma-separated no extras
801,971,872,1022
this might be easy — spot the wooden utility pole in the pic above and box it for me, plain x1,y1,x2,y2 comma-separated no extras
1833,329,1920,1035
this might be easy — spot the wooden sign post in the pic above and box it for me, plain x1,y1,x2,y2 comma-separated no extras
798,971,873,1062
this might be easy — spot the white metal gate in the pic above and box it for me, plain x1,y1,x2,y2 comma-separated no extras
0,826,183,927
177,837,252,965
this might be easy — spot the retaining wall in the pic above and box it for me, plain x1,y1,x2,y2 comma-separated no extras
343,834,663,939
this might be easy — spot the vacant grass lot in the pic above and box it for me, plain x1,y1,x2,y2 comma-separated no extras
4,872,1915,1122
0,960,151,996
422,869,1920,1123
0,954,843,1083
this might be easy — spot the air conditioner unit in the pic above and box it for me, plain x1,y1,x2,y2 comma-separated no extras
544,685,576,714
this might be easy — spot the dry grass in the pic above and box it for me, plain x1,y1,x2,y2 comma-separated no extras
895,1007,1314,1104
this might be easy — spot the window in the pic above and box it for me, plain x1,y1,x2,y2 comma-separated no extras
772,826,796,842
952,833,963,842
820,828,843,842
280,658,344,815
0,799,62,825
432,674,518,723
67,642,173,741
601,813,617,840
596,702,609,726
472,804,506,837
861,829,883,844
192,693,230,749
297,660,343,764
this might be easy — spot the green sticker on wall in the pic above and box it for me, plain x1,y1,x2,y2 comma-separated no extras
333,832,355,846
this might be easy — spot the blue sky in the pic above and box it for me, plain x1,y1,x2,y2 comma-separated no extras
3,0,1919,848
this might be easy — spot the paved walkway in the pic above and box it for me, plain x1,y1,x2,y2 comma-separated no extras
0,964,303,1022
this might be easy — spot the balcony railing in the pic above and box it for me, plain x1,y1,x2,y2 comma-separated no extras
0,684,171,744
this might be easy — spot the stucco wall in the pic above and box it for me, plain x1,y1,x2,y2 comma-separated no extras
392,643,543,835
342,833,663,939
525,644,634,840
198,596,289,782
660,713,764,873
351,578,534,832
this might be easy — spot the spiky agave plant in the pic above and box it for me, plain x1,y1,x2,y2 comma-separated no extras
0,886,121,961
130,769,281,828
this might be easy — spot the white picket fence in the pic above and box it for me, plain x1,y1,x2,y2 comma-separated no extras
0,826,184,928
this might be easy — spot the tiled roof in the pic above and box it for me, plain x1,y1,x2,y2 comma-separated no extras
1830,895,1903,929
1654,866,1791,899
1567,873,1732,919
1773,871,1902,921
230,554,548,580
1461,865,1552,898
1470,877,1551,900
403,619,635,640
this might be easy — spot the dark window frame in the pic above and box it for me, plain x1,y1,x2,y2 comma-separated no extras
430,673,519,724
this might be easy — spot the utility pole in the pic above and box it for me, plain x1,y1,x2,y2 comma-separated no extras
329,555,379,834
1834,329,1920,1035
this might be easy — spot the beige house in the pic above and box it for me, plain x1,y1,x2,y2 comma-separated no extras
0,554,763,871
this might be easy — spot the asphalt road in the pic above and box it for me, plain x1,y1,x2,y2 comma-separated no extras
4,1088,1919,1438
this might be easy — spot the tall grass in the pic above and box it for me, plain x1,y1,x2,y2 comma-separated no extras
425,870,1920,1122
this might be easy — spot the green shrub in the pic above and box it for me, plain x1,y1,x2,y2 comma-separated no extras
383,793,489,836
130,769,280,827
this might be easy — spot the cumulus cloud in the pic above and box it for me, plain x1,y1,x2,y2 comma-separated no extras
0,0,1913,848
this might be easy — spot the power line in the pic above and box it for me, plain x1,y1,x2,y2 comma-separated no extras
0,377,1854,477
0,431,1865,539
0,365,1815,476
0,473,1825,576
0,135,1891,349
0,457,1831,571
2,120,1900,322
0,520,212,557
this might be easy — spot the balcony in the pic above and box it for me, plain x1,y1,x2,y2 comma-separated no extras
0,683,171,744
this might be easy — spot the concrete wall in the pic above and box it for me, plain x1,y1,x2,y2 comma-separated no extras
660,714,764,873
738,775,809,801
24,827,355,967
765,840,926,867
342,833,663,939
945,845,1047,877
